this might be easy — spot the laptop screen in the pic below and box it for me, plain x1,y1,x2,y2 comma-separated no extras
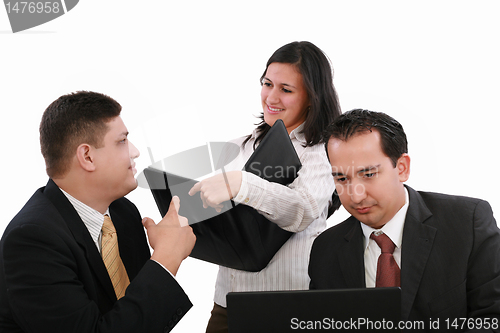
227,288,401,332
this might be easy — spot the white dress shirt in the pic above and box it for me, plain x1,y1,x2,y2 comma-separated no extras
361,187,409,288
61,188,109,253
214,123,335,307
61,187,175,278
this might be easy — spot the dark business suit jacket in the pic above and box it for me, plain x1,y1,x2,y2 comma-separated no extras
309,186,500,332
0,179,192,333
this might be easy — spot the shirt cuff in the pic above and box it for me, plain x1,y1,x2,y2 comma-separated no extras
233,170,249,204
232,171,267,209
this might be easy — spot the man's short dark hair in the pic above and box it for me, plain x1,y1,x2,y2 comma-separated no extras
39,91,122,178
322,109,408,167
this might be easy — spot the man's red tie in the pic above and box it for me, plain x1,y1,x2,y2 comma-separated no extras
370,232,400,287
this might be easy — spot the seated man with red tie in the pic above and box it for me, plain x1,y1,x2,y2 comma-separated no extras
309,109,500,331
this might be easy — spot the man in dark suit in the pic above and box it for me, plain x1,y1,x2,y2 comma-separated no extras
309,109,500,331
0,91,196,332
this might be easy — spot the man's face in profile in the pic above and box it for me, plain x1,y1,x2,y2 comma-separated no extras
92,116,140,199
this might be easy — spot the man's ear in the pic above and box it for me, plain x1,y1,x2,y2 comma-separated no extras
397,153,410,182
76,144,96,172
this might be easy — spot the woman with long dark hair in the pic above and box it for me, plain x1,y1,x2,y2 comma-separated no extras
189,41,342,332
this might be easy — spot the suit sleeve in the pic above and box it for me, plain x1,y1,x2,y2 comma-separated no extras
308,230,330,290
2,223,192,333
465,200,500,332
308,237,319,290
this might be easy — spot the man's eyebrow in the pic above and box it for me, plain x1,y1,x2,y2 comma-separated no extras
357,165,380,174
332,171,345,177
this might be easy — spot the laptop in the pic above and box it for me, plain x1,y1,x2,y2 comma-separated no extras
227,288,401,332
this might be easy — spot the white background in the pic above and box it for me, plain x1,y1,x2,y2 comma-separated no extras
1,1,499,332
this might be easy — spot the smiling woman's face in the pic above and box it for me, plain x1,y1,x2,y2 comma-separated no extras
260,62,310,134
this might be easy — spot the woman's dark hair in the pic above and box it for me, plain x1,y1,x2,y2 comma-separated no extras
244,41,341,148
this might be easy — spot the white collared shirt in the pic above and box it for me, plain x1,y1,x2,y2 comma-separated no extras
60,188,109,253
60,187,176,278
214,123,335,307
361,187,409,288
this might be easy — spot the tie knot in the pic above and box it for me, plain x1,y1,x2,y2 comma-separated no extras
370,232,396,254
102,215,116,236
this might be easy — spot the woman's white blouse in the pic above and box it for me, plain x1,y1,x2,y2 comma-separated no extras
214,123,335,307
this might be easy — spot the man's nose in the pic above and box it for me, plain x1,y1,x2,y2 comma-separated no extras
129,141,140,159
350,181,367,204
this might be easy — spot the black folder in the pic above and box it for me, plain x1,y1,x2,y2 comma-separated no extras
144,119,299,271
242,119,301,185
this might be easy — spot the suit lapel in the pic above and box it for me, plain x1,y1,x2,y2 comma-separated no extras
400,186,437,320
338,218,366,288
43,180,117,303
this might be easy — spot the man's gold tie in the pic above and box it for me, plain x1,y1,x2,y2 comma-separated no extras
101,215,130,299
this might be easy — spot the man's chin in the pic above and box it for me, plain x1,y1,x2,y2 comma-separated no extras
122,179,139,197
350,211,375,227
129,179,139,191
356,215,387,229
